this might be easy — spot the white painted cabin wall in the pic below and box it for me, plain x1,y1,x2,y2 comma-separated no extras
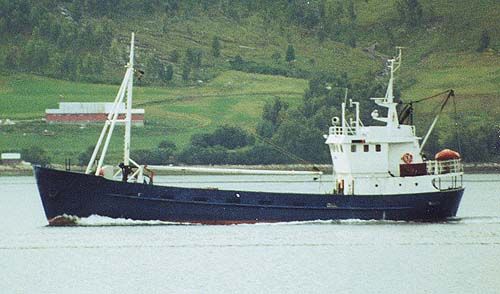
330,143,389,176
352,173,462,195
388,141,422,176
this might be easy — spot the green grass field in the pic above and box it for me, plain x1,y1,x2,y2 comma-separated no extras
401,52,500,120
0,71,307,163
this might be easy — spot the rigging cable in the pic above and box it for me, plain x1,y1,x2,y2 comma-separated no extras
245,128,322,172
452,94,463,154
411,89,454,104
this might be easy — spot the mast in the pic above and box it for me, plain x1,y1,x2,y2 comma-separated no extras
371,47,403,128
85,33,136,175
124,33,134,166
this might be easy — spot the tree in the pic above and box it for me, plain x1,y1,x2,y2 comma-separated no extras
178,145,229,165
262,97,288,127
169,50,180,63
165,64,174,82
256,120,275,138
59,52,78,80
348,35,356,48
181,59,190,81
78,146,96,166
271,51,281,63
131,149,172,165
272,119,329,163
3,47,18,69
243,144,288,164
211,125,254,149
348,0,356,21
230,55,244,69
158,139,177,150
451,118,499,162
22,146,51,166
158,64,166,83
22,39,49,73
211,36,221,57
109,38,125,64
285,44,295,62
318,27,327,43
477,30,490,52
146,55,164,83
185,48,202,68
190,125,254,149
396,0,423,28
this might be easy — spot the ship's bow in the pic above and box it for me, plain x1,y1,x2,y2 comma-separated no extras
34,166,92,224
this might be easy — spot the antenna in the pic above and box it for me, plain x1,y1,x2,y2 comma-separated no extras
393,46,405,73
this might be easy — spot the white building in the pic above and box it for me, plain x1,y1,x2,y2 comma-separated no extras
45,102,144,126
1,153,21,165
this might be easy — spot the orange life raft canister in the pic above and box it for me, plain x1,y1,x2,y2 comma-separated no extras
435,149,460,161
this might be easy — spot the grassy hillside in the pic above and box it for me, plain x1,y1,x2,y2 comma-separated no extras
352,0,500,106
0,71,307,162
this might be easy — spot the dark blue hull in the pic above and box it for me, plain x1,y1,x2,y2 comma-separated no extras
34,166,464,225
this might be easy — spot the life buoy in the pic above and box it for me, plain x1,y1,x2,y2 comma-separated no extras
402,153,413,164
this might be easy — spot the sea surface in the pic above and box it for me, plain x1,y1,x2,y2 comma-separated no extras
0,174,499,294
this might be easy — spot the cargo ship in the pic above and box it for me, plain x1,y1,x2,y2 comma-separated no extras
34,34,464,225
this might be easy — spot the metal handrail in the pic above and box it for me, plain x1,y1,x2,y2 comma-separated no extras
426,159,463,175
329,126,356,136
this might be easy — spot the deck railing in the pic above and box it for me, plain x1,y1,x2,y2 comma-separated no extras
329,126,356,136
426,159,463,175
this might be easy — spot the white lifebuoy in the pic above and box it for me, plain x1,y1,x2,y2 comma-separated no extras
402,153,413,164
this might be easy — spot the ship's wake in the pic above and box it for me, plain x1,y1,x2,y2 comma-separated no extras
46,214,500,227
47,215,194,227
446,216,500,225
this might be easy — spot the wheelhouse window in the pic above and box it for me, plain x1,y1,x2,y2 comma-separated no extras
364,145,369,152
332,144,344,153
351,145,357,152
375,144,381,152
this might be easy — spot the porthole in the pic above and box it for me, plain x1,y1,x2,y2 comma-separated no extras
415,183,418,186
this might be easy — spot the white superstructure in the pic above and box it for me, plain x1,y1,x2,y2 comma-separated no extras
325,48,463,195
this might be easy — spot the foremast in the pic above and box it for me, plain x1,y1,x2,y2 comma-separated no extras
85,33,140,179
82,33,322,181
124,33,134,168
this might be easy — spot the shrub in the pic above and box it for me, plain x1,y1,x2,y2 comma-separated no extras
22,146,51,166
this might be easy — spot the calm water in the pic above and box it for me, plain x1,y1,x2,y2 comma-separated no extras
0,174,499,294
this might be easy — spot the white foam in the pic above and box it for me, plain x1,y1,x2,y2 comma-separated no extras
74,215,194,226
450,216,500,224
59,214,498,227
249,219,408,226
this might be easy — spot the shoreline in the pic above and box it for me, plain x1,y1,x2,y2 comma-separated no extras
1,163,499,176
